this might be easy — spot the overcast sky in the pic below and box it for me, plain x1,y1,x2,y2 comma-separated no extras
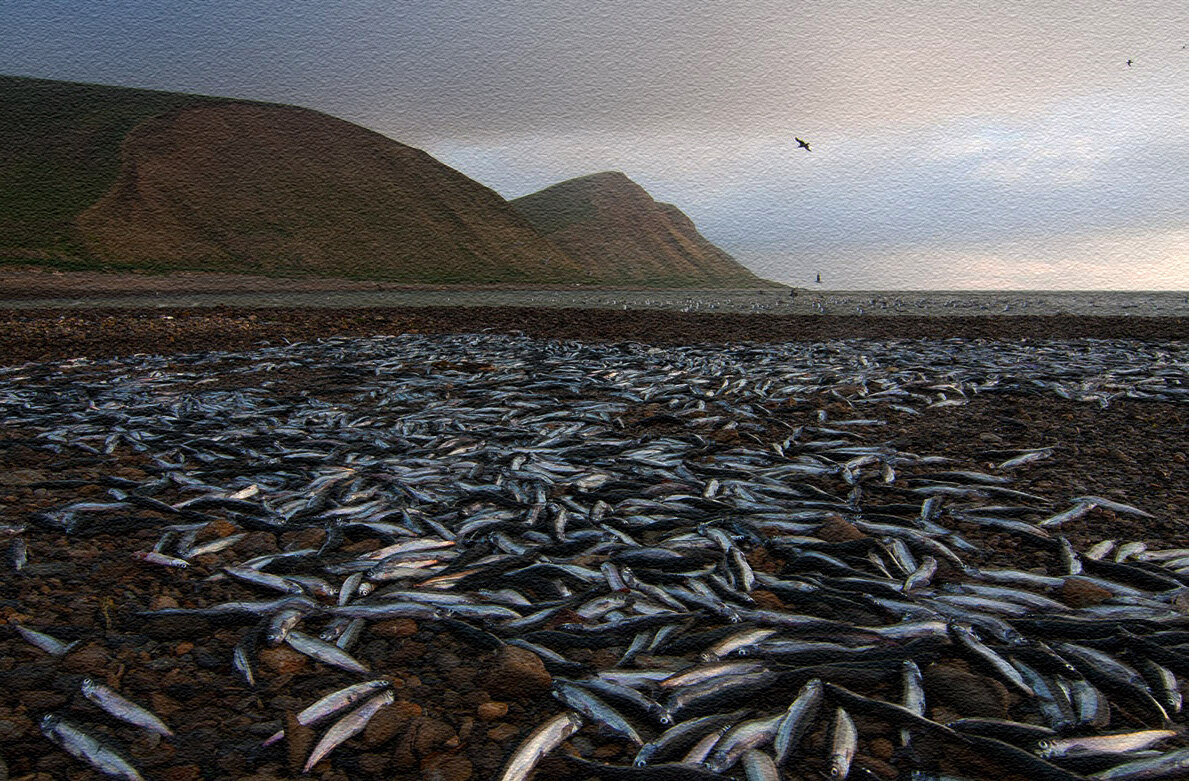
4,1,1188,289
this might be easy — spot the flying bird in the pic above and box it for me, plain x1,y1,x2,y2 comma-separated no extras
1126,58,1133,66
795,137,812,151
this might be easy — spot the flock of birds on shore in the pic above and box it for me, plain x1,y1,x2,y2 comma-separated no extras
4,332,1189,780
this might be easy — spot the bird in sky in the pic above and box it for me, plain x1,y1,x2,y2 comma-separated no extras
795,137,812,151
1127,58,1133,66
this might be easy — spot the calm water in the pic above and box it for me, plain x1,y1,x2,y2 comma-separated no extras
6,288,1189,316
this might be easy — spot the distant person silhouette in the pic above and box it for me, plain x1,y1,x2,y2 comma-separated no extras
795,138,812,151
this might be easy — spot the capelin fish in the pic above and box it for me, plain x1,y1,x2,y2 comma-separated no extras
8,536,27,571
285,630,369,674
552,680,643,745
81,679,172,737
903,556,938,592
741,749,780,781
1088,747,1189,779
14,624,79,657
40,714,144,781
1087,540,1118,561
263,679,392,746
131,550,189,568
499,711,584,781
995,448,1053,471
183,531,247,558
223,565,304,594
705,712,783,773
950,624,1034,697
1115,541,1149,563
900,659,926,747
1074,496,1154,519
1037,729,1177,759
633,710,746,767
1038,501,1097,529
829,707,858,779
773,677,824,764
659,661,768,689
303,689,395,772
265,606,306,646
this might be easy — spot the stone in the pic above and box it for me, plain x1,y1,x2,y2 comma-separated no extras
285,712,315,774
389,640,427,663
749,589,785,610
392,717,458,768
204,518,238,538
151,595,179,610
259,646,308,676
481,645,551,699
0,468,46,486
62,643,111,676
476,701,508,721
142,615,211,640
357,753,390,775
1060,577,1115,608
362,700,422,747
149,692,182,718
421,754,473,781
160,765,202,781
20,690,67,710
816,514,866,542
486,723,519,742
867,737,894,761
923,663,1010,719
371,618,418,638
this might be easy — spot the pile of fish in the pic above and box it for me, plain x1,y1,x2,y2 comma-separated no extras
4,332,1189,780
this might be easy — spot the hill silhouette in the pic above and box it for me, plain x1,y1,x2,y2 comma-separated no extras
512,172,774,288
2,76,774,287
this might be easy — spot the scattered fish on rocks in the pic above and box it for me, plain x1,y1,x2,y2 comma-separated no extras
3,332,1189,779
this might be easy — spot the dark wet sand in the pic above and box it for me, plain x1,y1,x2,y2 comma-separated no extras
2,306,1187,366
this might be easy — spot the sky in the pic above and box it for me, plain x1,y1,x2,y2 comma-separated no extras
3,1,1188,289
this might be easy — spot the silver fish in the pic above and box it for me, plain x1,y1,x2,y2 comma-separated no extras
829,707,858,779
263,679,392,746
40,714,144,781
303,689,395,772
14,624,78,657
81,679,173,736
499,711,584,781
285,630,369,674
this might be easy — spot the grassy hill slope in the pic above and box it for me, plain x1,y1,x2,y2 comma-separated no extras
0,75,234,265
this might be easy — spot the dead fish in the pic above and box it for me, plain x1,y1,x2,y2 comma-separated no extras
284,630,369,674
80,679,173,736
303,689,395,772
40,714,144,781
499,711,584,781
14,624,79,657
8,537,27,571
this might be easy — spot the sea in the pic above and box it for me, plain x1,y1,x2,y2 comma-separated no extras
6,288,1189,316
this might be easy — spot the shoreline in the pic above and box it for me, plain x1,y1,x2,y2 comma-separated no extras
2,306,1189,366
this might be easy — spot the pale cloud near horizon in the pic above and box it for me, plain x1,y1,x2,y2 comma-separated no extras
2,0,1187,288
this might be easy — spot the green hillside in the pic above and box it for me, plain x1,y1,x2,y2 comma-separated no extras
0,75,236,265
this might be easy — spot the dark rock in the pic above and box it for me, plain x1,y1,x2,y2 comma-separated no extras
481,645,551,699
923,663,1010,719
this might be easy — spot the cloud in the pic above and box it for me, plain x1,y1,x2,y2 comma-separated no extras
3,0,1188,288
